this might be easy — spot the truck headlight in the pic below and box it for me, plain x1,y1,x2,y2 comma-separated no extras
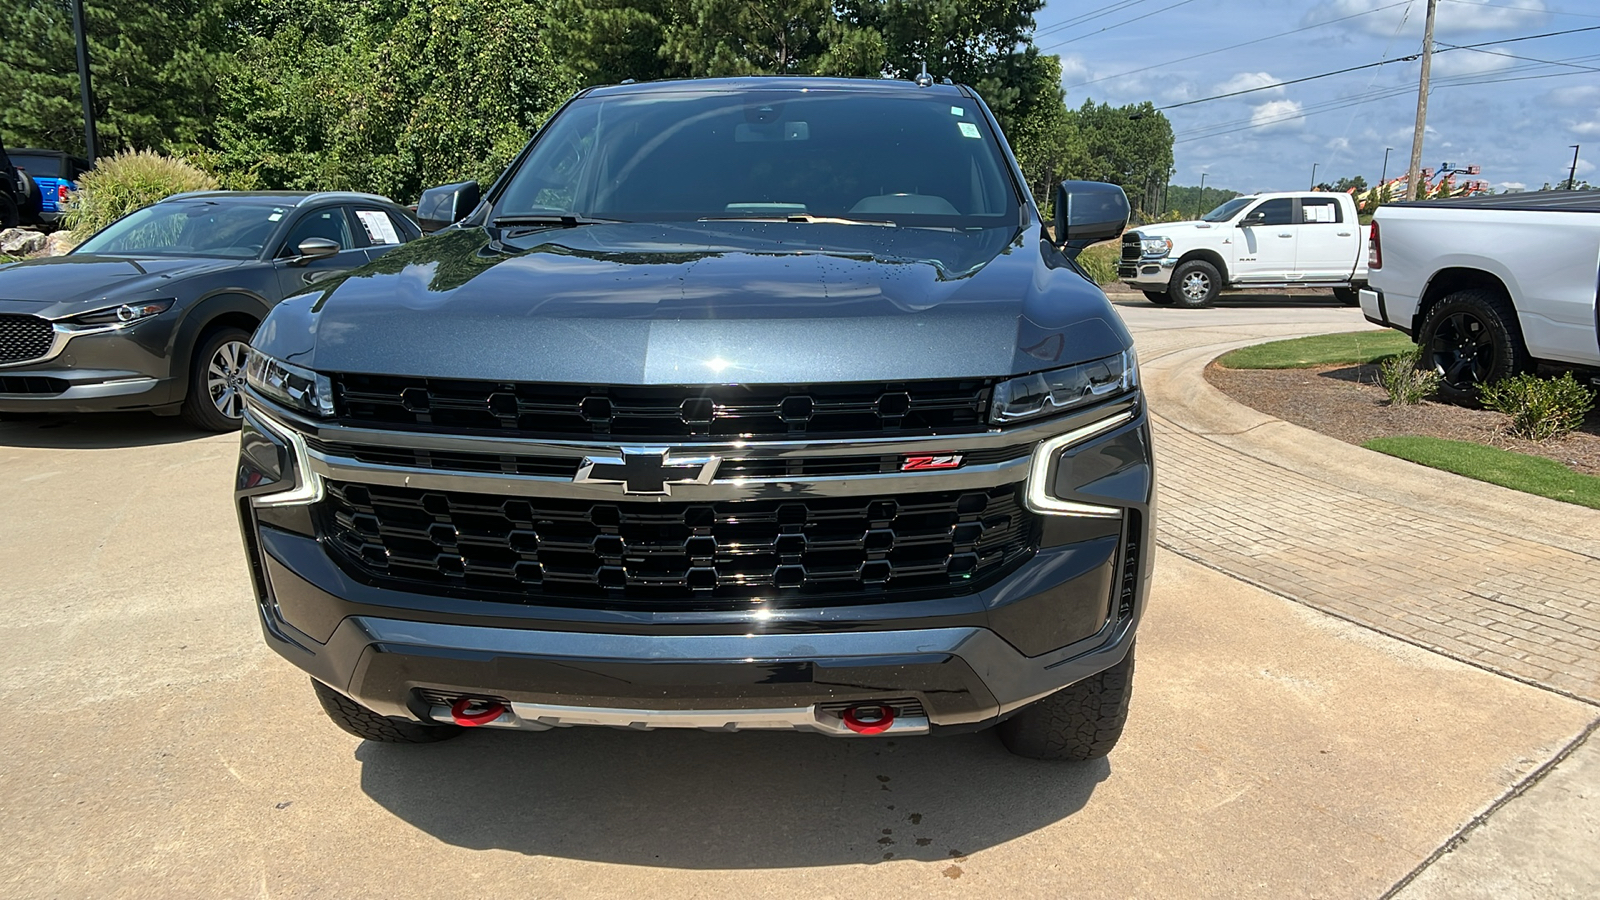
1140,237,1171,258
245,351,335,418
990,350,1138,425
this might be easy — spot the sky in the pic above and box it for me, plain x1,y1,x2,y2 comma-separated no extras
1031,0,1600,194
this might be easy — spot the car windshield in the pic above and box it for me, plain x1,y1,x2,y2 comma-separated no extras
11,153,63,178
1200,198,1253,222
74,201,288,259
494,88,1021,230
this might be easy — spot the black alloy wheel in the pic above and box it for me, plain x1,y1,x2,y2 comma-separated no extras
1417,288,1530,403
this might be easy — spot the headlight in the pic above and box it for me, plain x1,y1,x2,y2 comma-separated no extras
1140,237,1171,258
990,350,1138,425
59,299,175,329
245,351,335,418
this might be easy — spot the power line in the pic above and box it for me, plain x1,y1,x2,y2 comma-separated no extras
1032,1,1154,40
1437,40,1600,72
1442,0,1600,20
1038,0,1204,51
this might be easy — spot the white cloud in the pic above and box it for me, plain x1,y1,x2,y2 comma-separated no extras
1495,182,1526,191
1431,49,1516,77
1547,85,1600,108
1578,159,1596,176
1308,0,1548,37
1251,99,1306,131
1571,120,1600,136
1216,71,1284,96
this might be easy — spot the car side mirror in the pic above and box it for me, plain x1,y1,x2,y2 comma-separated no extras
291,237,341,265
416,181,481,233
1053,181,1130,255
1237,214,1263,227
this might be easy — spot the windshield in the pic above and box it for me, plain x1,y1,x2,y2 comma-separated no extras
1201,198,1252,222
74,201,288,259
11,153,63,178
495,89,1021,230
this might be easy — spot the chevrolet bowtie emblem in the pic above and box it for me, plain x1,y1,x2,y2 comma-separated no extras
573,448,722,495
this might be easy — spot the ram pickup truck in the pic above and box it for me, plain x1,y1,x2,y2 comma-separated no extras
237,77,1154,761
1362,190,1600,400
1121,190,1368,307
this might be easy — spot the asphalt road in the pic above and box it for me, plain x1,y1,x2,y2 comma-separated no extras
1,293,1593,898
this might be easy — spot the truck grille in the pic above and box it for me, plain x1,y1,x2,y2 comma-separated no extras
332,375,992,440
0,315,53,365
321,481,1038,609
1121,233,1142,262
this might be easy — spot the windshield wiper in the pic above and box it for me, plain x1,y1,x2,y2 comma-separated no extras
492,214,625,229
698,215,896,227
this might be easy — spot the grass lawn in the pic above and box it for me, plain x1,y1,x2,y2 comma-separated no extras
1217,330,1415,369
1365,435,1600,510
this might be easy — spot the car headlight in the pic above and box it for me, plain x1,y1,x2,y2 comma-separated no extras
990,350,1138,425
59,299,175,329
245,351,335,418
1140,237,1171,258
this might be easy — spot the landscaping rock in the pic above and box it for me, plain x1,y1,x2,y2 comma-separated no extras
44,231,77,257
0,228,48,256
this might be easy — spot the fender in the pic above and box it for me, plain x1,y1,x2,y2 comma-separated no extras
169,290,273,389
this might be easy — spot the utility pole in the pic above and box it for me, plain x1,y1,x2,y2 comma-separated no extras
1568,145,1581,190
1310,162,1319,190
1380,147,1393,185
71,0,98,162
1194,172,1207,219
1405,0,1438,201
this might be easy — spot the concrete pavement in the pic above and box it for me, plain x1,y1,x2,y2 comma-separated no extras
0,290,1595,897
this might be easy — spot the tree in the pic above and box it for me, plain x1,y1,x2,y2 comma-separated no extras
1064,100,1174,216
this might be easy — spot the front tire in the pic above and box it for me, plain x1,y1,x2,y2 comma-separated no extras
180,327,253,431
310,679,463,744
1143,290,1174,306
998,644,1135,761
1417,288,1530,403
0,192,17,229
1169,260,1220,308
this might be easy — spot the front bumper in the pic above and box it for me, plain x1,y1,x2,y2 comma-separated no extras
0,316,182,413
1118,257,1176,289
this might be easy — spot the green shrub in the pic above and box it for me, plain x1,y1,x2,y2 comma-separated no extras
59,150,218,237
1479,372,1595,441
1378,347,1440,405
1076,241,1121,285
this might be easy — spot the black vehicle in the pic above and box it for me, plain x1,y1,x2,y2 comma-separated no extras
238,77,1153,760
0,145,40,228
0,191,420,430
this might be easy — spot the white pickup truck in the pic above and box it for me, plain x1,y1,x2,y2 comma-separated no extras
1120,191,1368,307
1361,190,1600,401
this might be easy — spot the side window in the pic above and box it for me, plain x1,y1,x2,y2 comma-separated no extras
353,207,405,246
279,208,355,257
1243,198,1294,227
1300,197,1343,224
387,210,421,242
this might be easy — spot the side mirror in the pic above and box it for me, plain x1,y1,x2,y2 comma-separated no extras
1237,212,1264,227
290,237,341,265
1054,181,1130,255
416,181,481,233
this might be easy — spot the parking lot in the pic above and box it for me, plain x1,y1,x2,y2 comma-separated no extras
3,295,1594,899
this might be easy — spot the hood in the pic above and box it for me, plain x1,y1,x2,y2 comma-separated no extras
254,222,1132,384
1130,219,1229,241
0,254,245,316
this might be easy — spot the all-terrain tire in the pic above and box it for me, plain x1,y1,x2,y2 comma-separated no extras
997,644,1135,761
180,327,253,432
0,191,17,229
1143,290,1174,305
1168,259,1220,308
310,678,463,744
1417,288,1531,403
1332,287,1360,306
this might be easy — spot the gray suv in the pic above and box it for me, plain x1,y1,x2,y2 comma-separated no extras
236,77,1153,760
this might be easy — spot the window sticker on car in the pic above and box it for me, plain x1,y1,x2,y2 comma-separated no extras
356,209,400,244
958,122,980,138
951,106,965,116
268,212,283,221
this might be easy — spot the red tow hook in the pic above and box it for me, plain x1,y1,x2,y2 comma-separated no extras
450,697,507,727
841,705,896,735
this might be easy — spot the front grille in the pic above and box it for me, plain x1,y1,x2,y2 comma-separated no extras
306,438,1031,480
0,314,53,365
321,481,1038,609
332,375,993,440
1121,233,1142,262
0,374,68,394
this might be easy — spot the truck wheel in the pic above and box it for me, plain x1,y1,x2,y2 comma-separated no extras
310,679,463,744
180,327,253,432
1418,288,1531,403
1168,260,1220,308
1332,287,1360,306
997,644,1135,761
1143,290,1174,306
0,192,17,228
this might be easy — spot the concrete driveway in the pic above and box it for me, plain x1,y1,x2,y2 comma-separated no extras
1,290,1594,898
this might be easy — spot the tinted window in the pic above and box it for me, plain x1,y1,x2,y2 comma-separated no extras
10,153,63,178
1300,197,1343,224
1201,197,1252,222
74,201,288,258
281,208,355,256
495,90,1019,229
1242,199,1293,227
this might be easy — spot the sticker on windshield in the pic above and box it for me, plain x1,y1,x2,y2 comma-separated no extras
958,122,981,139
355,209,400,245
951,106,965,116
268,212,283,222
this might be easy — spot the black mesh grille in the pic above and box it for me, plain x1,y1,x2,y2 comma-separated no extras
1121,233,1142,262
0,374,68,394
321,481,1038,609
332,375,993,440
0,314,53,365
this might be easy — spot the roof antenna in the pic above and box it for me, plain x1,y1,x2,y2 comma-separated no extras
915,61,933,88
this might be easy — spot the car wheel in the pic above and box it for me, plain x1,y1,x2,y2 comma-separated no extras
1418,288,1530,403
997,643,1135,761
0,192,17,229
181,327,254,432
1168,260,1220,308
15,171,41,223
310,679,463,744
1143,290,1174,306
1332,287,1360,306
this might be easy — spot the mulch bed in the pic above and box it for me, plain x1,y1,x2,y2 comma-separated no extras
1205,362,1600,477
